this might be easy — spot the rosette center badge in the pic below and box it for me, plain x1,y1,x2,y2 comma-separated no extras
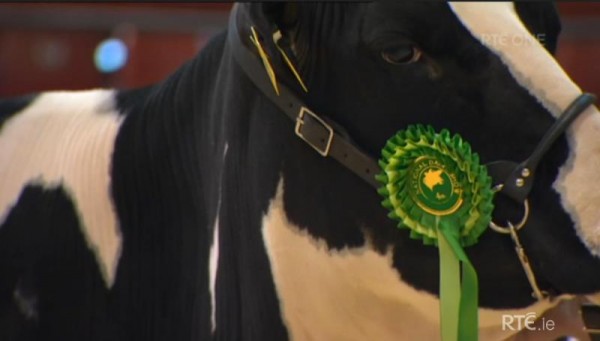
409,157,463,216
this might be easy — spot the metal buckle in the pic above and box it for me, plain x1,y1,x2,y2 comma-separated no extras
295,106,334,157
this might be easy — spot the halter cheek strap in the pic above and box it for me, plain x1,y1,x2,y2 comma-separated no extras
487,93,597,204
229,9,381,189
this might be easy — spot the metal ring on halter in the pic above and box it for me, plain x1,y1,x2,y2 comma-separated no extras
489,184,530,234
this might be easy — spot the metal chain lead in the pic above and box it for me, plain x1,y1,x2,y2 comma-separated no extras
507,222,548,301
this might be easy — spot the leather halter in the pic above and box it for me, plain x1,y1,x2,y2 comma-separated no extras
228,6,381,189
228,6,596,201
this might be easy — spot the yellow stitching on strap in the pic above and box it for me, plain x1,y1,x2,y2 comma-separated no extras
273,30,308,93
250,26,279,95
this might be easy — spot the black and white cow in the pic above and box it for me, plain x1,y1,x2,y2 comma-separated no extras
1,2,600,340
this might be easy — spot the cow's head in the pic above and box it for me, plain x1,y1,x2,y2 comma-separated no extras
237,0,600,314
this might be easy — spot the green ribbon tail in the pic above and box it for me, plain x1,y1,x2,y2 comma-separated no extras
437,219,460,341
438,218,479,341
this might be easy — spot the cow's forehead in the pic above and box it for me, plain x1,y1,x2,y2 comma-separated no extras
449,2,581,116
361,2,458,45
360,1,579,116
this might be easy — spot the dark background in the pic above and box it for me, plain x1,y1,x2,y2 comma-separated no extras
0,3,598,97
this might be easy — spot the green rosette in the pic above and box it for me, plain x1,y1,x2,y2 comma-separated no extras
375,124,494,341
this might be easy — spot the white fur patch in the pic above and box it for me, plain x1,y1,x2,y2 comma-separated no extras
262,179,562,340
448,2,600,255
209,217,219,333
209,142,228,333
0,90,124,286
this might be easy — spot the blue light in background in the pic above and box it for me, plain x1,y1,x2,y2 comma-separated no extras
94,38,128,73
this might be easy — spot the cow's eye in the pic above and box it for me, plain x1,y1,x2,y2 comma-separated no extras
381,45,422,65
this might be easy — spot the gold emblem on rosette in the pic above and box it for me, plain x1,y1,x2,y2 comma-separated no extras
407,156,464,216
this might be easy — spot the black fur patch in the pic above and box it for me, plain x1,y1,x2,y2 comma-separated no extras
0,94,38,132
0,185,116,341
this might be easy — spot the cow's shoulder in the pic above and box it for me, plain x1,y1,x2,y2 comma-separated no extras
0,87,153,125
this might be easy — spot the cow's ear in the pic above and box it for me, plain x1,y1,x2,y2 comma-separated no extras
260,3,299,32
